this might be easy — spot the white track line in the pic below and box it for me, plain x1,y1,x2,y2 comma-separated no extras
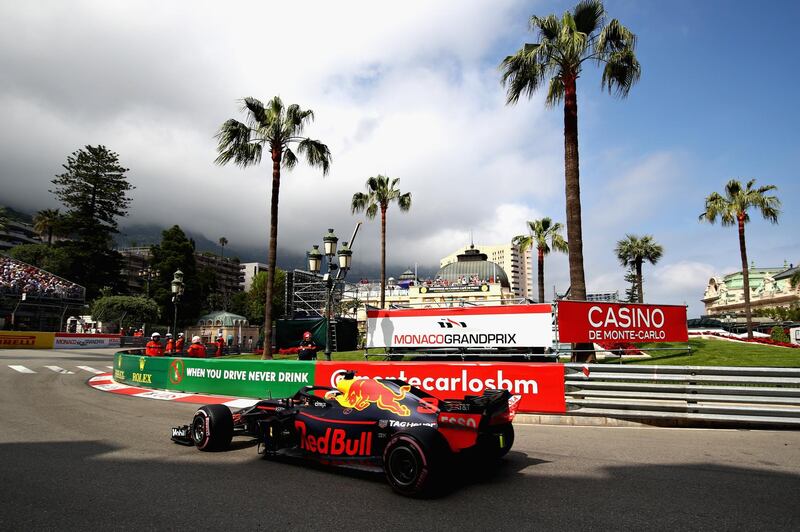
77,365,104,374
9,365,35,374
105,366,114,369
45,365,75,374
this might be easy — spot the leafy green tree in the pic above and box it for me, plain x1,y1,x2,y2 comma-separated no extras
700,179,781,339
149,225,202,325
247,269,286,325
623,266,638,303
33,208,63,246
770,326,789,343
501,0,640,310
351,175,412,308
513,217,568,303
614,234,663,303
791,270,800,289
50,145,134,242
90,296,160,330
215,96,331,358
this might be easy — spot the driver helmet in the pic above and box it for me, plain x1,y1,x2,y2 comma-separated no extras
303,331,312,340
151,332,160,339
191,336,201,344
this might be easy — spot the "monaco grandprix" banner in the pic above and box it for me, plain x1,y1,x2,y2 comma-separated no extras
556,301,688,343
366,304,554,349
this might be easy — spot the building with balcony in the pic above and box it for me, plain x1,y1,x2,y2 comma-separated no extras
702,262,800,316
440,242,530,298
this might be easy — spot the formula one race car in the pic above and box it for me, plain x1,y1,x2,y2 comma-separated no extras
171,372,519,497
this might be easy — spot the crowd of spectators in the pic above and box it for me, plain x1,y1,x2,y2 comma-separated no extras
0,256,84,299
420,275,491,288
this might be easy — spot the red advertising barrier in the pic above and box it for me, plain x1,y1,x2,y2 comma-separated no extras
557,301,688,343
315,362,566,414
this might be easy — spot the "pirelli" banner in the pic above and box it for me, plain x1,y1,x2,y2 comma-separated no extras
366,304,553,349
0,331,56,349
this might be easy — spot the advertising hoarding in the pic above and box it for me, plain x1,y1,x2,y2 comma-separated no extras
366,304,553,349
54,333,121,349
0,331,56,349
315,361,566,413
557,301,688,343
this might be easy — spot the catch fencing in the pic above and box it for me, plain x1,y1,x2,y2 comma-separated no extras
565,364,800,426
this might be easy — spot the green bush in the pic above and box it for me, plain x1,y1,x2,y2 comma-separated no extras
770,326,789,343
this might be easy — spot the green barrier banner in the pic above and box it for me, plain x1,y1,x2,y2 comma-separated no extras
114,352,315,399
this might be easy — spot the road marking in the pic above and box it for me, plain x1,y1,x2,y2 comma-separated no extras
77,365,104,374
45,365,75,374
105,366,114,369
9,365,35,374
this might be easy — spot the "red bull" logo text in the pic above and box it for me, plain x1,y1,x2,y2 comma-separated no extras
344,379,411,416
294,421,372,456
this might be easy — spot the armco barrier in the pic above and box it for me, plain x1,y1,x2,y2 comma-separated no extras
113,351,315,399
565,364,800,426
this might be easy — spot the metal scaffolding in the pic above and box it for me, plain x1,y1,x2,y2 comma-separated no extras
286,269,348,319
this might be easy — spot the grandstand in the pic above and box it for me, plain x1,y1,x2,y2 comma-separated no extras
0,256,86,331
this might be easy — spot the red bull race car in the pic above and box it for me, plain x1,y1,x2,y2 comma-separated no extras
171,372,520,497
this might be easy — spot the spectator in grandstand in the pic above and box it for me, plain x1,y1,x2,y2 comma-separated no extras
175,333,185,353
0,256,83,299
186,336,206,358
165,333,174,354
145,332,164,356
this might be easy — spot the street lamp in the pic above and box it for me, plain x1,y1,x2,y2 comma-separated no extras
171,269,185,337
307,228,359,361
139,266,159,297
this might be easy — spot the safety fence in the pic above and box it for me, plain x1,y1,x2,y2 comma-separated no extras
565,364,800,426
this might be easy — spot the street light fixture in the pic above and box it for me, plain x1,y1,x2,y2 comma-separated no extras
307,226,360,361
138,266,159,298
171,269,185,337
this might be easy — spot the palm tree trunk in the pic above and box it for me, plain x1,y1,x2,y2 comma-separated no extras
380,206,387,309
563,75,593,363
738,215,753,339
636,260,644,303
47,228,53,246
563,75,587,301
262,147,281,360
537,247,545,303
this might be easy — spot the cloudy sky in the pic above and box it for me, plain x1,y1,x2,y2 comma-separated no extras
1,0,798,317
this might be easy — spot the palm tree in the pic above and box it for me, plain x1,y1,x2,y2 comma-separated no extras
513,217,568,303
700,179,780,339
614,234,663,304
219,236,228,259
33,208,61,246
501,0,640,304
215,97,331,359
351,175,412,308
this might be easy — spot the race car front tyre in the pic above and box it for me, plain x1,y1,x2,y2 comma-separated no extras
383,428,451,498
192,405,234,452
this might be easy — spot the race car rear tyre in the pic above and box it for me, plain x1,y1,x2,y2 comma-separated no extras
383,427,451,498
192,405,233,451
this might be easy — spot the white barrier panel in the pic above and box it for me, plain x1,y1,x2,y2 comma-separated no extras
53,333,121,349
366,304,553,349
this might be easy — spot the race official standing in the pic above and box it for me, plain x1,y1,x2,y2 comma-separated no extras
175,333,185,354
186,336,206,358
165,333,174,354
145,332,164,356
215,333,225,357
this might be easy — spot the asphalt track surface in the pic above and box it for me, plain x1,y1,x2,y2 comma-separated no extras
1,348,799,531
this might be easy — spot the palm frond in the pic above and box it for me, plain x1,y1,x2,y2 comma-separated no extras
241,97,268,128
282,147,298,170
573,0,605,35
214,119,262,167
297,138,332,175
351,192,369,214
365,203,378,220
596,18,637,52
601,48,640,97
500,46,549,105
532,14,560,41
397,192,412,211
545,76,565,107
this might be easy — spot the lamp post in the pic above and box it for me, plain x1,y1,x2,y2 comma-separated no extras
171,269,185,337
139,266,159,298
307,228,356,361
